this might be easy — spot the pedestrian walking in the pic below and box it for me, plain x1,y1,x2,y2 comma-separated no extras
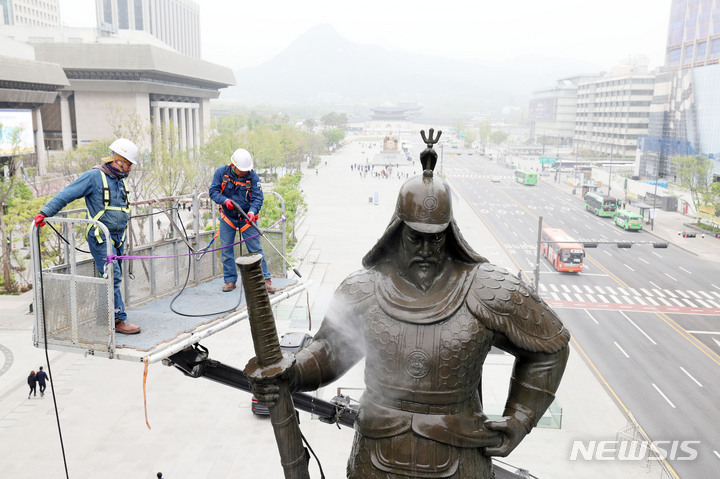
27,371,37,399
36,366,48,397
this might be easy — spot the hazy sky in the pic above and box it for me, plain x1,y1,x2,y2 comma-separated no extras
59,0,672,70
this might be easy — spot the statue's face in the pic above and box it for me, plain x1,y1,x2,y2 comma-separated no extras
398,224,447,291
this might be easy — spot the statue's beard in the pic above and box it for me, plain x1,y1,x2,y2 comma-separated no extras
404,259,440,293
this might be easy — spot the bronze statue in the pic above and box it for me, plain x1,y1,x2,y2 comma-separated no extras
249,129,570,478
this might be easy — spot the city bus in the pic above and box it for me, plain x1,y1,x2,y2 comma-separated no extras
614,209,644,231
515,170,538,185
540,227,584,273
584,192,618,217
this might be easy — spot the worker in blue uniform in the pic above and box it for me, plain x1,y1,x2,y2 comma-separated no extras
209,148,276,294
34,138,141,334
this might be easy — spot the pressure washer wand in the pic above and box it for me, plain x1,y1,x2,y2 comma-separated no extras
230,200,302,278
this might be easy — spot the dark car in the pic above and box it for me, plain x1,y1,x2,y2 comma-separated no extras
251,332,313,416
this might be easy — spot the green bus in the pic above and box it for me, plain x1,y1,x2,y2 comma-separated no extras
584,192,617,217
515,170,538,185
614,209,644,231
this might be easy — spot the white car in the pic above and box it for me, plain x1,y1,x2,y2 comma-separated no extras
491,176,502,183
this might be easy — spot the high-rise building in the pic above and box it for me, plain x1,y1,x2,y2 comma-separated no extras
637,0,720,180
0,0,60,27
94,0,200,58
529,75,599,148
575,59,655,158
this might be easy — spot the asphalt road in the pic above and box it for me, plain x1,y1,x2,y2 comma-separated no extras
438,148,720,478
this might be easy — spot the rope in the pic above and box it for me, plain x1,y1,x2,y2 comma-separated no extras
105,215,286,263
37,227,71,479
143,358,151,430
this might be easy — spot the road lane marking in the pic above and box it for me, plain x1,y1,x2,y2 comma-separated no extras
665,273,677,281
624,264,635,271
640,287,653,297
639,257,649,264
688,290,701,299
679,367,703,387
650,282,661,290
646,297,659,306
714,450,720,461
597,294,608,303
585,310,599,325
669,298,686,307
574,294,584,302
561,284,570,293
606,286,618,295
584,285,594,293
663,289,677,298
699,291,713,299
620,311,657,345
610,295,621,304
614,341,630,358
652,383,676,408
652,252,663,259
572,285,582,293
679,266,692,275
675,289,689,298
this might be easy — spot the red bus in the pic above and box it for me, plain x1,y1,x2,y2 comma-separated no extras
540,227,584,273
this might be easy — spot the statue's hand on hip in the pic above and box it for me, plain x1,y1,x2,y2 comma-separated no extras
482,416,529,457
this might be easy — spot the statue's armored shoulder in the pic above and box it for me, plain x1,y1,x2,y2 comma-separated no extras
466,263,569,353
334,269,376,304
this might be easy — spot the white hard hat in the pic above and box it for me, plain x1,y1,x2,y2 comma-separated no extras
109,138,139,165
230,148,253,171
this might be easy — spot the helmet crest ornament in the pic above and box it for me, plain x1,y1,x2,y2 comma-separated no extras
419,128,442,174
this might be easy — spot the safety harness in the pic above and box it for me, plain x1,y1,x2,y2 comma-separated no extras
219,166,256,233
85,170,131,247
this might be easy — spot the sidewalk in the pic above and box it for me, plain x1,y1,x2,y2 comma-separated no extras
0,137,705,478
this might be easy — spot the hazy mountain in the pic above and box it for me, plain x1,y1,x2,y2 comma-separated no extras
221,24,603,114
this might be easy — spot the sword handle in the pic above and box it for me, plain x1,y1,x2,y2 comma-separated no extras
237,254,310,479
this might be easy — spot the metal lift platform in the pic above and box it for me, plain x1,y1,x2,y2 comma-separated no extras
30,193,307,364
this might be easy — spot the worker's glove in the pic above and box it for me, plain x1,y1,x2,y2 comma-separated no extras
246,211,256,223
483,415,530,457
34,213,46,228
223,199,234,210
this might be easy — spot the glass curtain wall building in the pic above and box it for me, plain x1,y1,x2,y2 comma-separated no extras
638,0,720,180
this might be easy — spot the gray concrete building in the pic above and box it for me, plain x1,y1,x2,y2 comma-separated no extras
95,0,200,58
0,26,234,175
528,75,599,148
575,58,655,159
0,0,60,27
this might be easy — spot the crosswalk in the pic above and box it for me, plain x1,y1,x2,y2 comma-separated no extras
537,283,720,309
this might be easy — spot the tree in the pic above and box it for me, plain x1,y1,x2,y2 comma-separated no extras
303,118,317,132
478,120,492,145
671,155,714,217
489,131,509,145
707,181,720,218
320,112,348,129
322,129,345,148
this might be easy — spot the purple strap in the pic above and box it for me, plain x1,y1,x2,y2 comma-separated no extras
106,215,286,263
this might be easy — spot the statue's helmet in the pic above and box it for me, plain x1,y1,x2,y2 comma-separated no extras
395,170,452,234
